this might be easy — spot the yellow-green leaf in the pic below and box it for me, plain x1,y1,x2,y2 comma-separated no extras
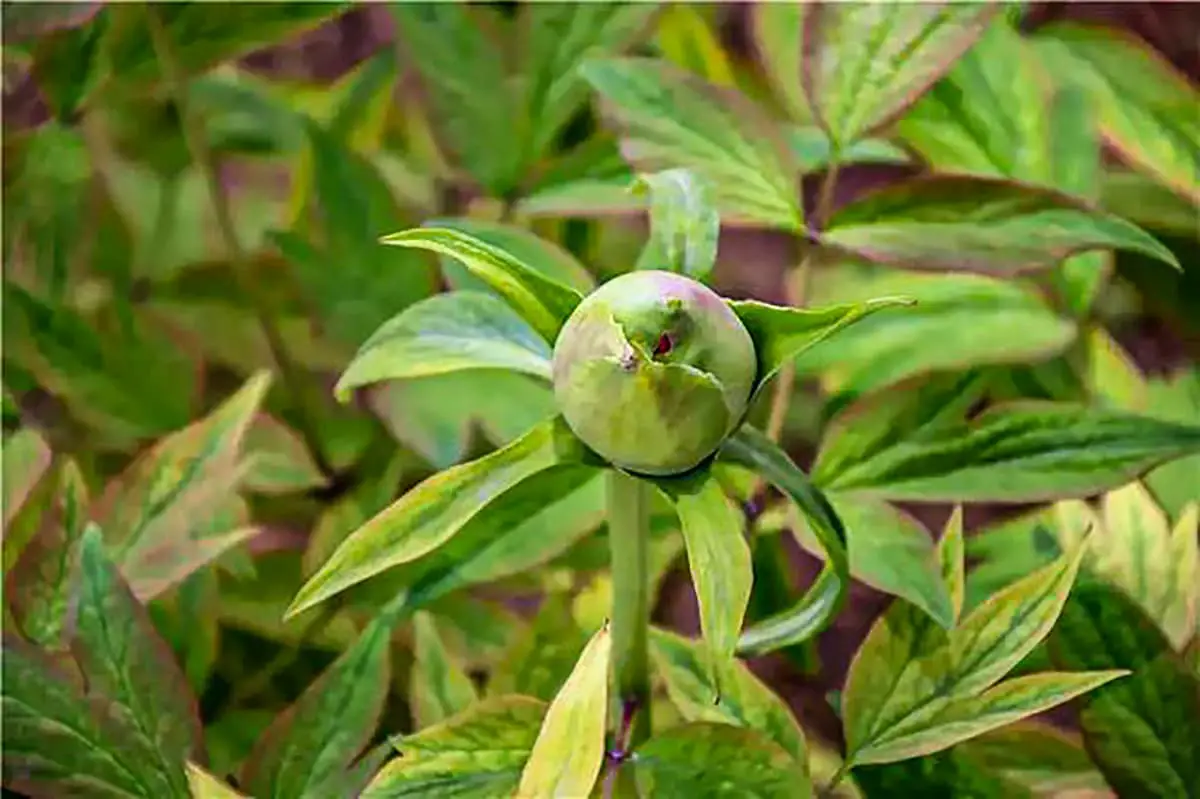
410,611,479,728
956,721,1112,796
517,623,611,798
187,762,247,798
1,427,52,529
288,417,589,618
940,506,965,626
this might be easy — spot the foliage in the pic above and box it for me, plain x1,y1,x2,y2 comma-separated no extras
4,3,1199,797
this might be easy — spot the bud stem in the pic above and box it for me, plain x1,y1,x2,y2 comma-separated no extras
607,470,652,759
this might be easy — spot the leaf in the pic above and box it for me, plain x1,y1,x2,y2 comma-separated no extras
632,723,809,799
1087,483,1198,649
429,218,596,294
390,3,520,192
1,636,155,797
1086,326,1148,412
361,696,546,799
378,467,605,619
793,494,953,629
96,371,271,601
818,401,1200,502
964,509,1063,613
653,471,752,665
491,591,590,702
521,3,658,160
728,296,913,404
956,721,1112,795
1035,23,1200,202
1048,583,1200,798
752,2,810,122
517,623,610,798
241,616,392,799
70,527,199,797
287,417,590,618
1102,169,1200,238
335,292,553,402
633,168,719,282
795,270,1074,398
1145,368,1200,521
186,763,247,798
719,425,849,655
581,57,804,230
801,3,997,146
822,175,1180,275
940,507,964,626
410,611,479,729
381,227,583,344
241,415,328,495
7,460,90,648
653,4,736,87
650,628,807,763
1,427,52,529
787,126,910,173
841,542,1092,767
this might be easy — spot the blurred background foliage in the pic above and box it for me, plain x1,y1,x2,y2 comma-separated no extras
2,2,1198,796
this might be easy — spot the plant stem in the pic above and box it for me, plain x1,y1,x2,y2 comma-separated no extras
145,5,333,478
606,469,651,754
825,761,852,794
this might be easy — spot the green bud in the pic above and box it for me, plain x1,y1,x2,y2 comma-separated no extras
552,270,756,476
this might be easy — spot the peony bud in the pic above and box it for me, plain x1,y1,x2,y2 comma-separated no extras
552,271,756,476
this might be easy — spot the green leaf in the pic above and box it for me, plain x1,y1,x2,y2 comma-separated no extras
964,509,1062,613
287,417,590,618
801,3,997,147
653,4,736,87
633,168,719,282
378,467,604,619
796,270,1074,398
1048,583,1200,798
71,527,199,796
389,3,520,192
97,371,271,600
940,507,965,626
818,401,1200,502
241,415,328,495
382,227,583,345
241,616,392,798
955,721,1113,796
361,696,546,799
334,292,553,403
7,460,90,648
793,494,953,629
1035,23,1200,202
653,471,752,665
787,126,910,172
429,218,596,294
517,623,610,798
1102,170,1200,238
581,57,804,231
490,591,590,702
822,175,1180,275
728,296,913,404
410,611,479,729
850,747,1035,798
842,543,1090,767
719,426,849,656
186,763,247,798
632,723,810,798
650,628,807,763
1,636,156,797
1145,368,1200,521
752,2,810,122
521,3,658,160
1,427,52,529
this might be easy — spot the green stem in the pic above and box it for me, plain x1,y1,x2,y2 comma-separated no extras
607,469,652,754
145,4,333,478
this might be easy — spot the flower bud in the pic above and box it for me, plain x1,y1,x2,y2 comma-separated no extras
552,271,756,475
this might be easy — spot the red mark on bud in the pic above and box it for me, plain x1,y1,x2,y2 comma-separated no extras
653,333,673,357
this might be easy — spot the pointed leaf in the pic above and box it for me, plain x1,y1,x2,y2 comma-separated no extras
654,471,752,665
1049,583,1200,799
410,611,479,728
650,628,807,763
633,723,809,799
719,426,849,655
71,527,199,796
186,763,247,798
288,418,589,618
852,670,1126,765
822,176,1179,275
96,371,271,600
654,4,736,87
581,57,804,230
242,415,328,495
1035,23,1200,202
940,507,965,626
632,168,719,282
728,296,914,403
843,543,1087,768
241,616,392,798
361,696,547,799
819,401,1200,502
517,623,610,798
7,460,90,648
1,427,52,529
335,292,553,402
802,3,997,146
429,218,596,293
381,227,583,344
753,2,810,122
